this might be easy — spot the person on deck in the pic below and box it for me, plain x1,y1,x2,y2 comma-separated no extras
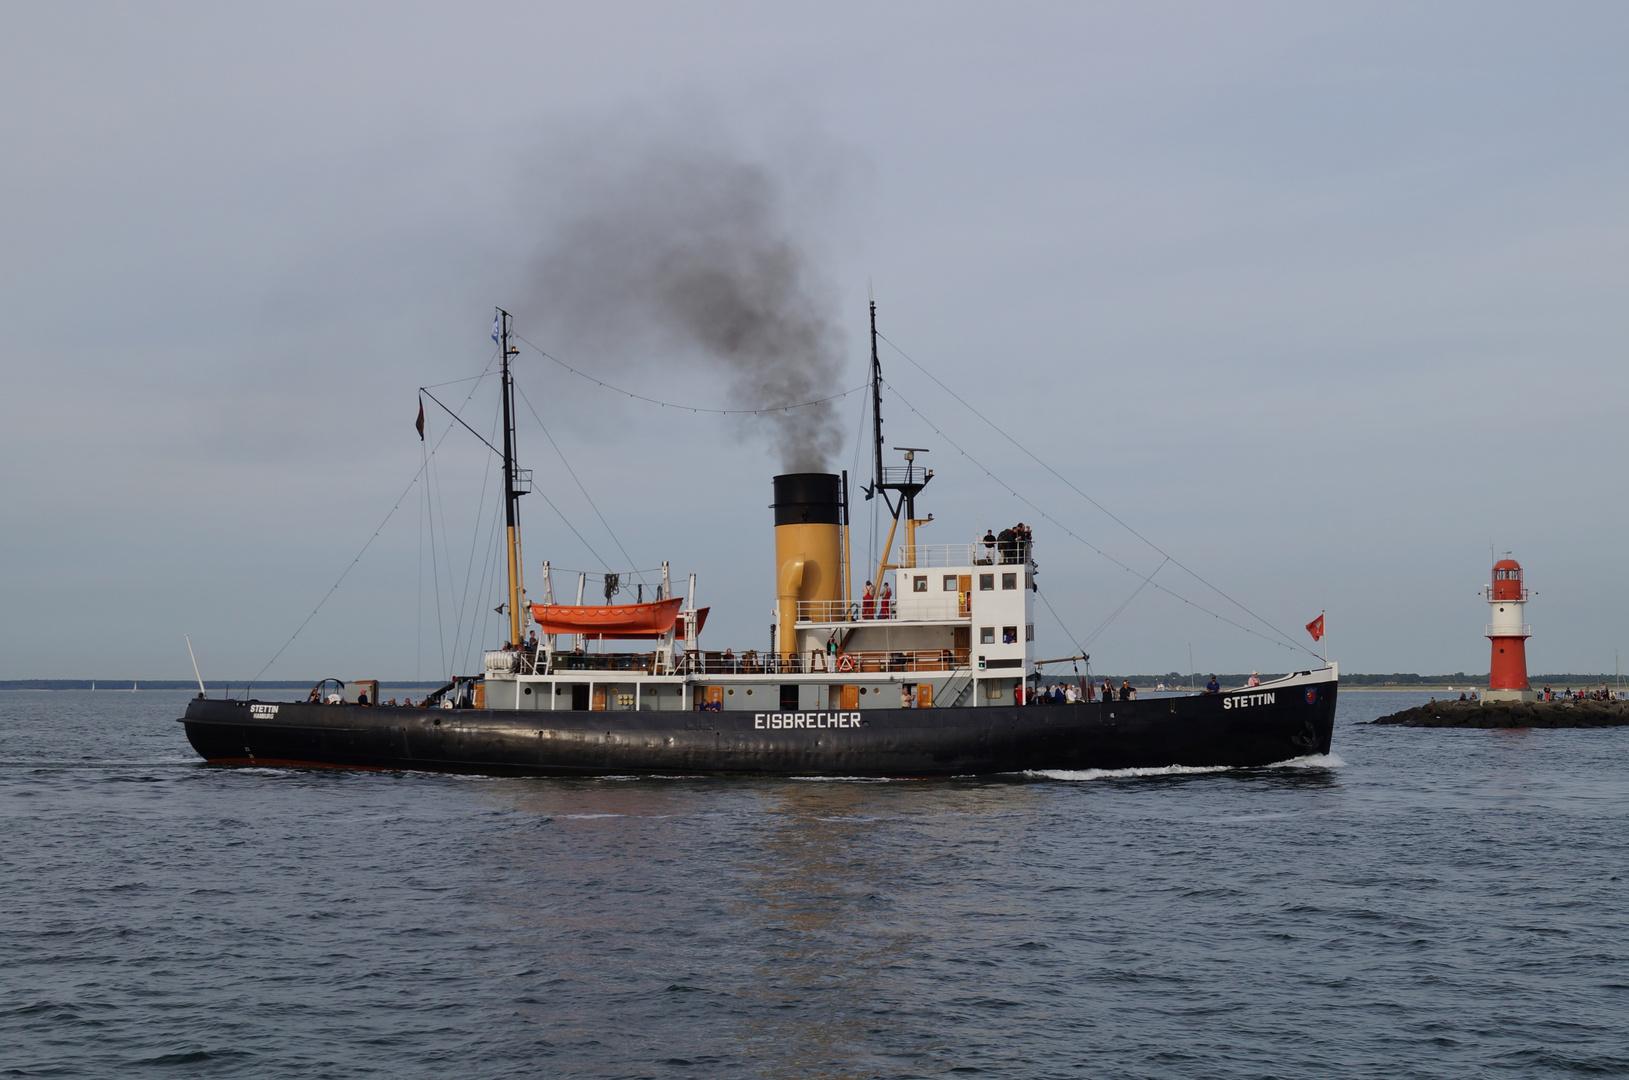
527,630,538,652
862,581,875,620
1102,679,1115,702
878,582,893,619
1247,672,1261,686
357,689,370,706
996,528,1016,564
981,530,997,564
1121,680,1134,701
1205,675,1220,694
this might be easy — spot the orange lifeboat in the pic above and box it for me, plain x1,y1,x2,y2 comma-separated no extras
527,598,709,640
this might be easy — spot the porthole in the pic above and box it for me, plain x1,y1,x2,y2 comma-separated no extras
523,686,532,695
727,688,735,695
746,688,753,695
859,687,867,695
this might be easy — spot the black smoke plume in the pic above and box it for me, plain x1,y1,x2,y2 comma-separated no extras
527,136,847,472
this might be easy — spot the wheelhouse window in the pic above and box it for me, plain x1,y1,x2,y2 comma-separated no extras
1001,573,1017,590
913,575,928,593
980,626,995,644
943,575,957,591
1002,626,1018,644
979,574,994,591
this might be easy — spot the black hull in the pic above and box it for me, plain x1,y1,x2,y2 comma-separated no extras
179,681,1336,777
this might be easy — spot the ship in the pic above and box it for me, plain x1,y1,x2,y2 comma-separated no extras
180,306,1337,776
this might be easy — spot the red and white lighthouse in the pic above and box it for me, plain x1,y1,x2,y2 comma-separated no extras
1485,557,1536,702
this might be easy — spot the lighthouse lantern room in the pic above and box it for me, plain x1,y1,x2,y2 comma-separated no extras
1484,557,1537,703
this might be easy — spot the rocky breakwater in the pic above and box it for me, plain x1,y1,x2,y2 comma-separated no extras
1372,699,1629,728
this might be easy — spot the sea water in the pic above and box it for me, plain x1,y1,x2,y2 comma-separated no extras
2,690,1625,1078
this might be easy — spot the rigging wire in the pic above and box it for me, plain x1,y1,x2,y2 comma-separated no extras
514,383,648,588
876,331,1312,657
424,437,447,679
447,403,503,672
429,436,463,677
525,565,668,581
250,423,442,693
527,482,614,574
464,496,506,674
416,444,424,683
420,372,494,391
847,378,872,592
880,379,1315,657
512,332,866,415
1080,557,1169,649
249,354,498,692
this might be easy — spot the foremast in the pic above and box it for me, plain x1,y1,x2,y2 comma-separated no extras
496,309,528,647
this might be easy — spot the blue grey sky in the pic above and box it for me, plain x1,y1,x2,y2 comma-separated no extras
4,3,1627,682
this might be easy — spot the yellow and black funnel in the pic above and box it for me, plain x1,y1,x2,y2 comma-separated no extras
772,473,844,657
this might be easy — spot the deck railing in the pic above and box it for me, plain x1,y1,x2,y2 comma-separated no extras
797,596,966,623
895,543,978,568
490,645,974,678
690,648,971,675
892,541,1034,568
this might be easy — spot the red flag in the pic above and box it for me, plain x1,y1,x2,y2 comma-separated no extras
415,398,425,441
1305,613,1324,642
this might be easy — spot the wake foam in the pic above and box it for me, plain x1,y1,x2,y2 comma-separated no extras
1027,764,1232,782
1268,753,1346,769
1028,753,1345,782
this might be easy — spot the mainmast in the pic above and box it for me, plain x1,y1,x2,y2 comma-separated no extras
870,299,885,496
497,309,528,646
864,300,931,586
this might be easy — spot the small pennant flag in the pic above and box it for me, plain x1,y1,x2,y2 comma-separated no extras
415,397,425,441
492,311,501,344
1305,613,1325,642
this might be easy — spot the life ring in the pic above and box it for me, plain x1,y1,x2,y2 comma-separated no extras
837,653,855,672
